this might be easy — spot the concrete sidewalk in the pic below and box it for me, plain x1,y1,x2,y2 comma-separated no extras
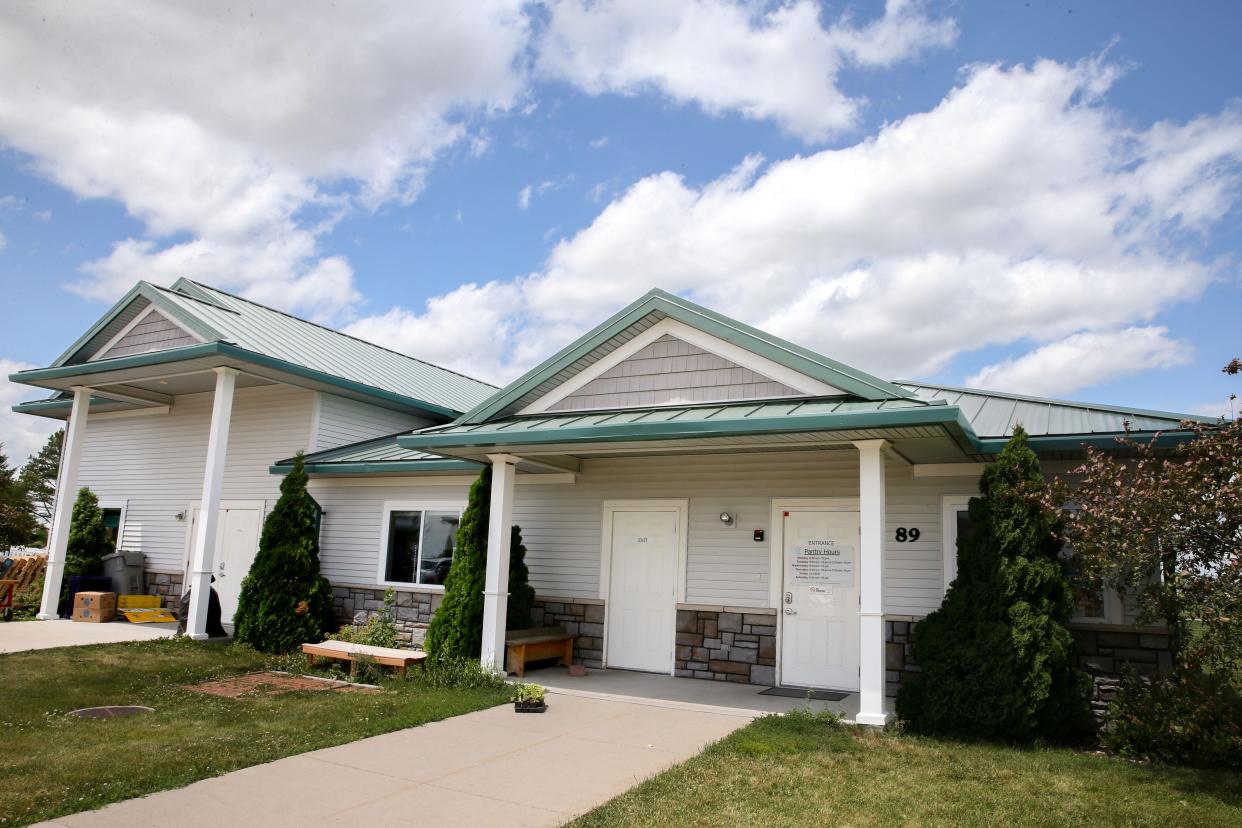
35,690,755,828
0,619,176,653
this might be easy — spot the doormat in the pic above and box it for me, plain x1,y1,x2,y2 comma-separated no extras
186,671,379,698
758,686,849,701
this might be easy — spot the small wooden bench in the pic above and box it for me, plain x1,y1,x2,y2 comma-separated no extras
302,640,426,678
505,625,574,677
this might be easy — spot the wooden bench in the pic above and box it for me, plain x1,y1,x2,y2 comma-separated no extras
302,640,426,678
505,625,574,677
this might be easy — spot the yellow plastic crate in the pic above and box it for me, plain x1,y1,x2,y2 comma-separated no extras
118,594,161,610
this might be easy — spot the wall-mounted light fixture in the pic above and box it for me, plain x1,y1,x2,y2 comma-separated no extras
174,511,186,522
719,511,735,527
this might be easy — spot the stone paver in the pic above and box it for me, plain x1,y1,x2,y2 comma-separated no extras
34,689,754,828
0,619,175,653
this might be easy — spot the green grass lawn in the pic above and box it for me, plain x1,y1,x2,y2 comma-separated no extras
0,637,509,827
570,711,1242,828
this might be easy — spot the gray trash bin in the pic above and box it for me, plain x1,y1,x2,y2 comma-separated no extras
101,551,145,595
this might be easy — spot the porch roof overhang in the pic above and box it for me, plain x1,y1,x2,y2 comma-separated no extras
9,341,461,420
395,396,1204,466
269,431,484,477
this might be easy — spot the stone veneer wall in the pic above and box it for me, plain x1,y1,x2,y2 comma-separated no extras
885,618,1174,702
331,586,441,648
531,597,605,668
145,571,184,614
675,606,777,685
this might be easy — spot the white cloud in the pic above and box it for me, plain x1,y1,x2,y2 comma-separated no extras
0,2,531,320
965,327,1192,397
0,229,6,251
0,359,60,467
537,0,957,142
589,136,610,148
1190,396,1238,420
349,58,1242,395
518,185,534,210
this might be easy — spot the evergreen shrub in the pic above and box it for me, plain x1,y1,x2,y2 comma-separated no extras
232,454,335,653
896,426,1091,741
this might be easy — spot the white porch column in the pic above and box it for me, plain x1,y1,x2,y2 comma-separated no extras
480,454,518,672
854,439,889,726
37,386,92,620
186,367,238,640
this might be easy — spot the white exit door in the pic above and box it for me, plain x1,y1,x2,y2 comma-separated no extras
606,509,680,673
780,509,861,691
185,503,264,626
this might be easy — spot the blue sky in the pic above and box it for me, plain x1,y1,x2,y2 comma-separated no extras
1,1,1240,462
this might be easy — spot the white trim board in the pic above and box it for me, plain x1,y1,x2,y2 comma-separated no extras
519,317,845,415
598,498,689,676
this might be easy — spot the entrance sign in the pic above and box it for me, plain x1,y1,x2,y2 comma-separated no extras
790,539,854,586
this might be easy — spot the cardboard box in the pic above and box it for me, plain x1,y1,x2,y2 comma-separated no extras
72,591,117,623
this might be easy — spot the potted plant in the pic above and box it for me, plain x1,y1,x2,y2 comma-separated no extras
512,683,547,713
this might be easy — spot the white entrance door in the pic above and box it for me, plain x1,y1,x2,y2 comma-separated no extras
185,503,264,626
606,509,679,673
780,509,861,690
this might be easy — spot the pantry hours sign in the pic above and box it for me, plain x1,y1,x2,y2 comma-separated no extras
789,538,854,585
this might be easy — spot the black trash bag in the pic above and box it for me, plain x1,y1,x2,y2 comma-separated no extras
177,576,228,638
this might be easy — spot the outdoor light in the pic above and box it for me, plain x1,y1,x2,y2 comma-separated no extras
719,511,735,527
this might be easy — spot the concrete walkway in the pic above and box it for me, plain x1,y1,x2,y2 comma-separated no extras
35,690,755,828
0,619,176,653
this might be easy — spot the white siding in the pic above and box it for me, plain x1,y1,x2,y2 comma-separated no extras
310,450,978,616
75,384,316,572
548,334,800,412
309,481,471,586
93,310,198,359
313,393,433,451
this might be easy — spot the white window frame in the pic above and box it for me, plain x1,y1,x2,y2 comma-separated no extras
376,500,466,590
99,499,128,552
942,495,1129,625
940,495,972,595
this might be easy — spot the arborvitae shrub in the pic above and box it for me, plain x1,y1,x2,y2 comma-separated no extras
425,467,491,661
896,426,1091,741
64,487,110,578
507,524,536,630
232,454,335,653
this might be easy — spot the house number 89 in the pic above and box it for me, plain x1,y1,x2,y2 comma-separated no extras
895,528,920,542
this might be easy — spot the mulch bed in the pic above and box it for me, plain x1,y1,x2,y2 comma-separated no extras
186,671,380,698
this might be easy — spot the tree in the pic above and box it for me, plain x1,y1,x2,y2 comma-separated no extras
63,487,109,577
897,427,1091,741
507,524,536,630
232,454,335,653
1064,419,1242,674
0,444,37,551
19,429,63,530
425,467,490,660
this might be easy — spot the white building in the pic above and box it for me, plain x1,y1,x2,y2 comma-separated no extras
12,281,1193,725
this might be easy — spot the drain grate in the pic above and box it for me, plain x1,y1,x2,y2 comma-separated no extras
69,705,155,719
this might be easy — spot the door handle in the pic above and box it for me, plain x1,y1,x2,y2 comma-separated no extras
784,608,797,616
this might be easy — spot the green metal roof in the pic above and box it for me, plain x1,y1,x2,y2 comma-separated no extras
399,396,981,451
29,279,498,417
898,382,1213,438
270,432,482,476
455,288,915,425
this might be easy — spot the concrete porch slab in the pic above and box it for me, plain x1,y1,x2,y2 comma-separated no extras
523,665,896,722
0,619,176,654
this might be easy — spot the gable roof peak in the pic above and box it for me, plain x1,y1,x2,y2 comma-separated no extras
455,287,916,425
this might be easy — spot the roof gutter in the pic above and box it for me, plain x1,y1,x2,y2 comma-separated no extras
269,459,483,476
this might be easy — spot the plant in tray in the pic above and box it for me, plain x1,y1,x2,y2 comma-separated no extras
512,682,547,712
